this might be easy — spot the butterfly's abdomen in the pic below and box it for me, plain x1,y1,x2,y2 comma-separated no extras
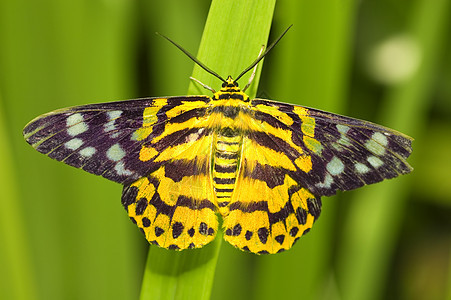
212,127,242,213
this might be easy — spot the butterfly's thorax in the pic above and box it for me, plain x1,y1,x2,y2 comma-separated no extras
210,79,250,213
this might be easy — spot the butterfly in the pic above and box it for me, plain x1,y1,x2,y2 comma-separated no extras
23,27,413,254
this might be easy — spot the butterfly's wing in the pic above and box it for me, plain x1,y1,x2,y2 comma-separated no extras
121,131,218,250
24,96,220,250
24,96,210,184
222,133,322,254
222,98,412,254
250,98,412,196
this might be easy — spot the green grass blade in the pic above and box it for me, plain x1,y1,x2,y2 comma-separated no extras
0,94,38,300
139,1,275,299
336,0,450,299
140,236,222,300
0,1,142,299
188,0,276,99
447,248,451,300
141,0,207,96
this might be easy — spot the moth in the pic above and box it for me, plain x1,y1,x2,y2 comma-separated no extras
23,27,412,254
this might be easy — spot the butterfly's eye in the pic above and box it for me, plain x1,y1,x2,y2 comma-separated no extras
222,81,238,88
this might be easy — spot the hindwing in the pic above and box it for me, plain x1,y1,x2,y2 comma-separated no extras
223,133,322,254
121,131,218,250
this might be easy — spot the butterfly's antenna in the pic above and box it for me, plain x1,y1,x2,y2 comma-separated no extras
234,25,293,83
156,32,227,83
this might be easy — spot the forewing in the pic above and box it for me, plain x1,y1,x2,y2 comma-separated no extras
23,96,211,184
250,98,413,197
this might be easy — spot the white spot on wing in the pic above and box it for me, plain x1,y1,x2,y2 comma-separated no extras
367,156,383,168
336,124,350,134
103,121,115,133
66,113,84,126
355,162,370,173
115,161,132,176
327,156,344,175
107,143,126,161
338,136,351,147
79,146,96,157
316,174,333,189
334,124,351,148
131,132,139,141
365,132,388,155
104,110,123,134
372,132,388,146
108,110,122,119
66,113,88,136
65,138,84,150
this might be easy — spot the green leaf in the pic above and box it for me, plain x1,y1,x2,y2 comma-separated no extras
0,93,38,300
336,0,450,299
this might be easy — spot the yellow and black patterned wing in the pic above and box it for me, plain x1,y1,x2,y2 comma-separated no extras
121,102,220,250
250,98,412,196
121,132,218,250
24,96,210,184
24,96,220,250
222,98,412,254
223,133,321,254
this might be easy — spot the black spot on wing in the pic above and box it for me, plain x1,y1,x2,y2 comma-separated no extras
122,185,139,208
257,228,269,244
275,235,285,245
172,222,184,238
135,198,148,215
199,222,208,235
142,217,151,227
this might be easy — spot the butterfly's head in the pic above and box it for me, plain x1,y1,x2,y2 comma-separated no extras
215,76,242,95
222,76,239,88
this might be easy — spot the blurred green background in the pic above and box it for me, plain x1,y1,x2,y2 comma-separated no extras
1,0,450,299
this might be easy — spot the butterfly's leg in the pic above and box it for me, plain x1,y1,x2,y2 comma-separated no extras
243,45,265,92
190,76,216,93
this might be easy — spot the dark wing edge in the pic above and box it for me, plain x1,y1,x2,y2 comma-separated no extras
23,96,212,184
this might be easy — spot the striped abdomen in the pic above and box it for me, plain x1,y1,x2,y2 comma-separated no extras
213,128,242,213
